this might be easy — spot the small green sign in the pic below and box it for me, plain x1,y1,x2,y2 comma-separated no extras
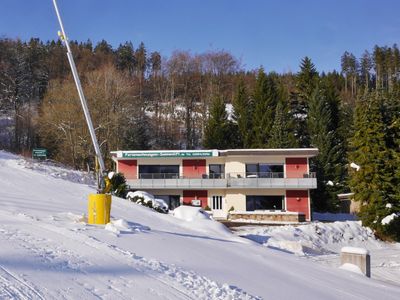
32,148,48,159
122,151,214,158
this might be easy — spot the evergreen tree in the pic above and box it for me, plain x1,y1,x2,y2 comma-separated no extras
308,86,344,211
115,42,136,76
252,68,278,147
135,42,147,78
341,52,358,95
203,95,230,149
292,57,319,147
232,79,253,147
123,109,150,150
349,92,396,237
360,50,372,90
267,100,297,148
297,57,318,100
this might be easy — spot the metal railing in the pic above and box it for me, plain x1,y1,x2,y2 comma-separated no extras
139,173,180,179
229,172,285,179
138,173,226,179
128,172,317,189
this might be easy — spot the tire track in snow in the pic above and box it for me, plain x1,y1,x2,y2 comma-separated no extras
1,211,259,299
36,222,258,299
0,265,45,300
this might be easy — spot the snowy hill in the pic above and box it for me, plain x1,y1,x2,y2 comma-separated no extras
1,151,400,299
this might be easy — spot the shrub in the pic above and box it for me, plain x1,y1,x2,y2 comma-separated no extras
375,214,400,242
110,172,127,197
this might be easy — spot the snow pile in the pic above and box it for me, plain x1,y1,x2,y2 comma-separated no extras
341,246,369,255
340,263,364,275
105,219,133,235
235,221,381,256
153,198,169,212
381,213,399,225
173,206,210,222
313,212,358,221
350,162,361,171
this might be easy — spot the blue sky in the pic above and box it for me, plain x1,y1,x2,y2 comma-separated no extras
1,0,399,73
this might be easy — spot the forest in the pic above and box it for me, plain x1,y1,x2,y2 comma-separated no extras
0,38,399,239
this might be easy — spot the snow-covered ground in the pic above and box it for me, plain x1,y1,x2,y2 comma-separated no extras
234,221,400,286
1,150,400,299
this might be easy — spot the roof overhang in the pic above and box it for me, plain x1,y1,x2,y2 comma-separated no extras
110,149,219,159
110,148,319,159
218,148,319,158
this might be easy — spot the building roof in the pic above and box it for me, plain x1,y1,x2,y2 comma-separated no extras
218,148,318,157
111,148,319,159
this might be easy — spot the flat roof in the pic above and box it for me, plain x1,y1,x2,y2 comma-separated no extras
219,148,318,157
111,148,318,159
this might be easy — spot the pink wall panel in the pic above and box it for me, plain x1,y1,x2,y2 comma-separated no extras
285,157,308,178
286,190,310,221
182,159,206,178
183,190,208,208
118,160,137,179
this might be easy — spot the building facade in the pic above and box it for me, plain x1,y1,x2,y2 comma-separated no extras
111,148,318,221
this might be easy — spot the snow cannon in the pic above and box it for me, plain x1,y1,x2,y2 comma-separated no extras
88,193,112,225
87,171,114,224
52,0,114,225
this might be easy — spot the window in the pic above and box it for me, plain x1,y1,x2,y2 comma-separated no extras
245,164,284,178
139,165,179,179
245,164,258,177
246,195,284,211
212,195,223,210
156,195,181,210
209,164,225,179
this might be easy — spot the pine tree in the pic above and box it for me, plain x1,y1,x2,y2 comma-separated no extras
360,51,372,90
297,57,318,100
115,42,136,76
252,68,278,147
307,86,343,211
123,109,150,150
267,100,297,148
349,92,396,235
203,95,229,149
292,57,319,147
135,42,147,78
232,79,253,147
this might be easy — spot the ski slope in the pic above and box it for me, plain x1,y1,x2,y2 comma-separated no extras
0,151,399,299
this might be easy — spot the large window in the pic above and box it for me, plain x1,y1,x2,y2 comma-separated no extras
156,195,181,210
209,164,225,179
245,164,284,178
139,165,179,179
246,195,284,211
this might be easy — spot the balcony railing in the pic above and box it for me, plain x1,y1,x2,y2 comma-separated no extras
227,172,316,189
127,172,317,189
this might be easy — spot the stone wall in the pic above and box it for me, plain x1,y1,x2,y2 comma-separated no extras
229,212,306,222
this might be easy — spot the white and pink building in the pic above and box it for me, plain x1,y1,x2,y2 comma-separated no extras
111,148,318,222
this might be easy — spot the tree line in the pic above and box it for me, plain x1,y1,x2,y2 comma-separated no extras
0,38,399,238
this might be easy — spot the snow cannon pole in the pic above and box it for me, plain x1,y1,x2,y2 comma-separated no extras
52,0,111,225
52,0,105,177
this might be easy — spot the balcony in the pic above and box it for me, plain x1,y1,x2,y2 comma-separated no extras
227,172,316,189
126,172,317,190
